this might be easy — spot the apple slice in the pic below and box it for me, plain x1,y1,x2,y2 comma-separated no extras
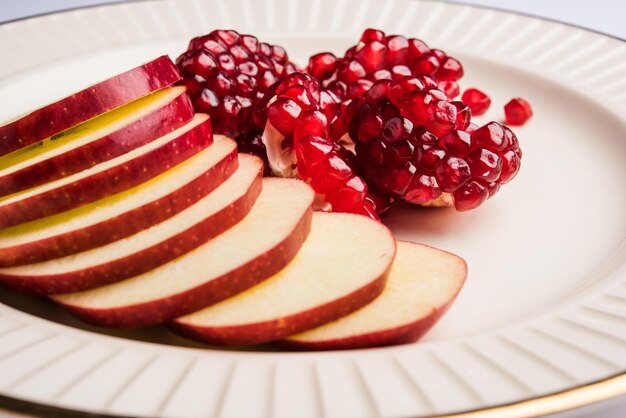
0,152,260,294
0,135,238,269
170,212,396,346
0,86,193,197
284,241,467,350
0,113,212,229
0,56,180,157
51,178,314,327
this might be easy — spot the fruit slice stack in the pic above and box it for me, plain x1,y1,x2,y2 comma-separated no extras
0,55,467,350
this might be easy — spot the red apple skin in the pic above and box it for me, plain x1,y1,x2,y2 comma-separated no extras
0,163,260,294
53,207,313,328
169,270,390,347
0,145,238,269
283,249,467,350
0,56,181,157
0,88,194,197
283,300,456,351
0,116,213,229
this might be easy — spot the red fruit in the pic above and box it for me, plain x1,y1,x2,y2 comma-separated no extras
259,72,385,219
438,80,460,99
462,88,491,116
504,98,533,125
311,29,463,92
305,28,465,139
453,180,489,211
350,76,522,211
177,29,298,136
307,53,338,80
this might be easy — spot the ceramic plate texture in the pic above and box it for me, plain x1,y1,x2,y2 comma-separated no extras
0,0,625,417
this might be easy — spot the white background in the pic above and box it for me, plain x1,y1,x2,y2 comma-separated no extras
0,1,624,417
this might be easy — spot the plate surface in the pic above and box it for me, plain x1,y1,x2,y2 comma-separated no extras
0,0,625,417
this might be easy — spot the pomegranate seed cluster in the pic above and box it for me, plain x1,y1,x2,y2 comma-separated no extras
176,29,298,137
260,73,387,219
308,28,464,103
177,28,527,219
350,76,522,211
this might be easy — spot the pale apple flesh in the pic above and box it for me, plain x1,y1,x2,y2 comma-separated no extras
0,114,213,229
0,56,181,157
170,212,396,346
0,86,193,197
0,135,239,271
51,179,314,328
284,241,467,350
0,153,261,294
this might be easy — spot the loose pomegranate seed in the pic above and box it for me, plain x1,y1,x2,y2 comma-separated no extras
350,76,522,211
462,88,491,116
177,29,298,136
504,98,533,125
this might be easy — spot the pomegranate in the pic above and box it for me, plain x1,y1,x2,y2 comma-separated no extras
350,77,522,211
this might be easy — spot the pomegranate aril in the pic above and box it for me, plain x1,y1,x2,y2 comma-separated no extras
348,79,375,98
483,180,500,198
307,52,338,80
293,110,329,144
416,144,446,170
440,130,471,156
357,112,384,142
452,101,471,130
471,121,507,152
294,135,333,179
504,98,533,125
438,80,460,99
434,156,471,192
437,57,464,81
462,88,491,116
388,76,425,107
466,122,479,133
499,149,521,183
354,40,388,73
453,180,489,211
386,35,409,64
177,29,297,136
401,91,435,125
309,155,354,193
411,53,440,75
504,126,519,151
385,163,416,195
339,60,367,83
382,117,413,143
427,100,457,137
365,185,392,218
360,28,385,44
267,98,302,135
405,173,442,204
466,148,503,182
389,141,415,163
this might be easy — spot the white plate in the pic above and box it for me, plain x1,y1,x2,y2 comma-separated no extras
0,0,625,417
